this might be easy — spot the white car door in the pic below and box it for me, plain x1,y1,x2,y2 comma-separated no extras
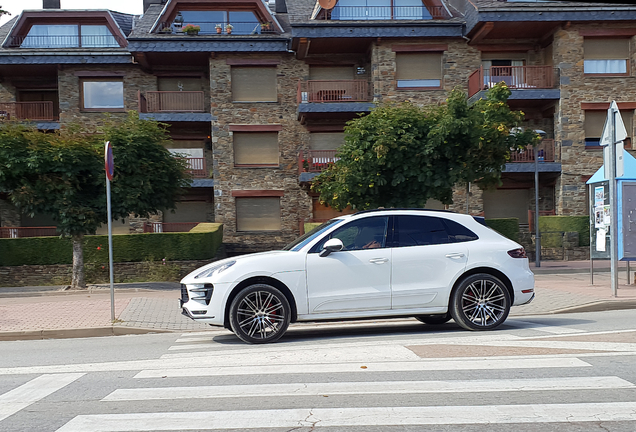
306,216,391,314
390,215,472,309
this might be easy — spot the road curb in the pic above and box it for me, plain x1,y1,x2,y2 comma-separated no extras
0,326,175,342
545,299,636,314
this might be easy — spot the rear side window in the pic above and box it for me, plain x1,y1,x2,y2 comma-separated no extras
390,215,478,248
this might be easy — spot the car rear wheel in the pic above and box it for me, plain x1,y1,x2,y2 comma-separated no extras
229,284,291,344
450,274,510,331
415,314,452,325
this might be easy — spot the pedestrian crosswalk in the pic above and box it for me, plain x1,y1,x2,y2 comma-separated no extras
1,325,636,431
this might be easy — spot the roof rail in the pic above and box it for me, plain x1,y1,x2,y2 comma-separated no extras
352,208,453,216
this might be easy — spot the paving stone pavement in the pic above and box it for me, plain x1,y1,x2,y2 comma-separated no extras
1,260,636,341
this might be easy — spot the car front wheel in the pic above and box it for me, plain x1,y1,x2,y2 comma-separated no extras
229,284,291,344
450,274,510,331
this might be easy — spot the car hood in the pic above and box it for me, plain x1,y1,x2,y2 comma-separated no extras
181,250,304,284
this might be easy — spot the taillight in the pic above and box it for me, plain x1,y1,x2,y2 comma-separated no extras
508,248,527,258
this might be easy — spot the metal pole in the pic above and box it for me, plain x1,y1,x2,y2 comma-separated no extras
628,261,631,285
466,182,470,214
609,108,618,297
590,257,594,285
106,177,115,321
534,144,541,268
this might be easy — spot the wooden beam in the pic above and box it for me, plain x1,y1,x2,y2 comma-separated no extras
297,38,310,60
581,102,636,110
473,44,535,52
470,22,494,45
579,28,636,37
231,190,284,197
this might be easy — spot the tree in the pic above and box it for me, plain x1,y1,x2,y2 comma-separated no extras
0,113,190,289
312,84,540,210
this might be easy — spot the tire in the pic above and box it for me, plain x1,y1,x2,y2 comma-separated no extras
229,284,291,344
415,314,452,325
450,274,511,331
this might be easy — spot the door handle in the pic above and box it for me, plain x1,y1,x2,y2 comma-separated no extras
369,258,389,264
445,253,465,259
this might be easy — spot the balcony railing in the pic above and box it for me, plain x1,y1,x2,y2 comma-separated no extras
297,80,370,104
0,102,55,121
183,157,208,178
143,222,201,233
6,34,123,48
0,226,58,238
509,139,556,163
322,5,448,20
299,150,339,174
157,22,278,35
139,91,206,113
468,66,556,97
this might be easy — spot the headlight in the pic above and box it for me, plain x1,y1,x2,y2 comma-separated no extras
194,261,236,279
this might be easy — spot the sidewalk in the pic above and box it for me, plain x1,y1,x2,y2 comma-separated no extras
1,261,636,341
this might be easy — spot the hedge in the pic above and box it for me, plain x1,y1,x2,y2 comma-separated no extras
539,215,590,247
484,218,519,242
304,222,323,234
0,223,223,266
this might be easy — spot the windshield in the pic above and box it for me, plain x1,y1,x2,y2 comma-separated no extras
282,219,342,251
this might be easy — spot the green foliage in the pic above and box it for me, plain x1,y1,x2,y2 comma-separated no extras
0,224,223,266
312,84,539,210
539,216,590,247
485,218,519,242
304,222,322,234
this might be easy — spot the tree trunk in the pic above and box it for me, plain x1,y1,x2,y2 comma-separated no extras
71,234,86,289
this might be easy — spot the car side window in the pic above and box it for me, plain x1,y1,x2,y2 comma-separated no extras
390,215,478,248
312,216,389,253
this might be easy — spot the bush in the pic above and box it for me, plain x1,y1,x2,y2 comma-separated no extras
539,216,589,247
0,223,223,266
485,218,519,242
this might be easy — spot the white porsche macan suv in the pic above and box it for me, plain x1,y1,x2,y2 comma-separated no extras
180,209,535,344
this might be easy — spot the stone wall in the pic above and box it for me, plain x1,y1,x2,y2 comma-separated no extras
554,24,636,215
210,53,312,252
0,259,219,287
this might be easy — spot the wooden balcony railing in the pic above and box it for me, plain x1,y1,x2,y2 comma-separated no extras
297,80,370,104
509,139,556,163
138,91,206,113
183,157,208,178
0,102,55,121
143,222,201,233
0,226,57,238
299,150,339,174
468,66,556,97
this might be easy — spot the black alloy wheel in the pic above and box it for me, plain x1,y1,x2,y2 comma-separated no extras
229,284,291,344
450,274,511,331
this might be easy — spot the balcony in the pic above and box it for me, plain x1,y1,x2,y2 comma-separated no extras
321,5,448,20
468,66,556,98
509,140,557,163
297,80,370,104
0,226,57,238
0,102,55,121
299,150,339,174
139,91,205,113
157,22,279,35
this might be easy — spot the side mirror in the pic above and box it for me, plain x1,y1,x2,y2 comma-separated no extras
319,238,344,257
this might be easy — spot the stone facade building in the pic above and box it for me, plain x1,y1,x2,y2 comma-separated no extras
1,0,636,253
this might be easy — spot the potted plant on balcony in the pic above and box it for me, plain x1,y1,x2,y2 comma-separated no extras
182,24,200,35
260,22,273,33
215,24,223,34
225,24,234,34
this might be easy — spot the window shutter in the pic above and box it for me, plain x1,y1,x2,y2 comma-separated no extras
584,38,629,60
231,67,277,102
310,132,345,150
396,53,442,80
233,132,279,165
585,111,607,138
236,197,281,231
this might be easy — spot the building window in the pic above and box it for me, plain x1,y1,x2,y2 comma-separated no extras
171,10,262,35
584,38,629,75
236,197,281,231
81,79,124,110
231,67,277,102
395,53,442,89
233,132,279,166
331,0,433,20
22,24,118,48
584,109,633,147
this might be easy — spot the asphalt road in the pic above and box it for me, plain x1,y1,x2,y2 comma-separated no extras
1,310,636,432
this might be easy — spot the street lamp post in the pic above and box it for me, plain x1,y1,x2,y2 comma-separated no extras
534,130,548,268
